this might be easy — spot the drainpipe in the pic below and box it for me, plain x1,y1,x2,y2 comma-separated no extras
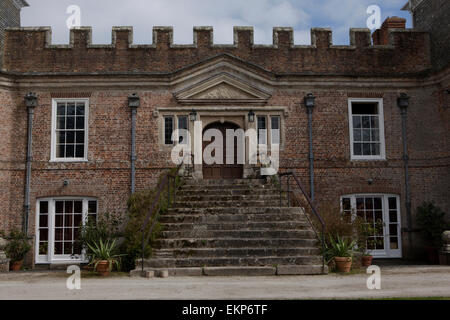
397,93,412,257
304,93,316,202
24,93,38,235
128,93,140,194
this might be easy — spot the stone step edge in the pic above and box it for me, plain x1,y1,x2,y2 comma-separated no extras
130,265,328,277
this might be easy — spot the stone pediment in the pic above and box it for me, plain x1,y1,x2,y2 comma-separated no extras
174,73,271,105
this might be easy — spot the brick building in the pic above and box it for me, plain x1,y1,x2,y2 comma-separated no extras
0,0,448,268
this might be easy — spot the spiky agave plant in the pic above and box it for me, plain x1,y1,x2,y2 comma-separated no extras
87,239,124,272
325,235,357,259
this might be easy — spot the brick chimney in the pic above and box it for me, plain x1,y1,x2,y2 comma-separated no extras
372,17,406,45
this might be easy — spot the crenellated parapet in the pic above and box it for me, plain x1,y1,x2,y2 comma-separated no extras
2,26,431,75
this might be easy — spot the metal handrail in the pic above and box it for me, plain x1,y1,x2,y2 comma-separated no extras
277,171,326,273
140,154,193,273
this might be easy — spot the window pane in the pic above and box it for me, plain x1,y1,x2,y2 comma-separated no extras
76,103,85,116
88,200,97,213
67,103,76,116
64,215,73,227
362,116,370,128
66,117,75,129
55,215,63,227
66,131,75,144
74,201,82,213
342,198,351,211
353,129,361,141
371,116,379,129
66,145,75,158
390,237,398,249
389,224,398,236
57,117,65,130
57,131,65,144
389,211,398,223
39,228,48,241
75,145,84,158
39,242,48,255
257,116,267,144
74,214,82,227
65,201,73,213
40,201,48,214
75,131,85,144
39,215,48,228
76,116,84,130
178,116,188,144
362,129,370,142
362,143,371,155
57,145,65,158
353,143,362,155
55,228,63,240
164,117,174,145
54,242,63,254
352,116,361,129
388,197,397,209
57,103,66,116
55,201,64,213
271,116,280,144
352,103,378,115
371,129,379,141
370,143,380,155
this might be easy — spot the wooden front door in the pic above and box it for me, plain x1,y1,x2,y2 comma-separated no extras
202,122,243,180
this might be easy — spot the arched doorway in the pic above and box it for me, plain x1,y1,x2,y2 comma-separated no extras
202,121,244,179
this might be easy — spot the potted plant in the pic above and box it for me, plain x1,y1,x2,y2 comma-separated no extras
356,220,383,267
325,235,357,273
4,229,31,271
416,202,449,264
87,239,123,276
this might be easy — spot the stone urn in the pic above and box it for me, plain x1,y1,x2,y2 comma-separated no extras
439,231,450,265
0,237,10,272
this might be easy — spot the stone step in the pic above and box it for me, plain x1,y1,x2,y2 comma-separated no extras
180,184,274,192
153,247,321,258
167,206,304,215
183,179,266,186
173,200,287,208
161,221,311,231
176,189,282,196
154,238,319,249
176,194,281,202
160,213,308,224
161,229,316,239
130,265,328,277
141,255,323,268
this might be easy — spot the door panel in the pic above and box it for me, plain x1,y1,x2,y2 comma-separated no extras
202,122,243,180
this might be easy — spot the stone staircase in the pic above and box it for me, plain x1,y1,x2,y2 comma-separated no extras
133,179,327,276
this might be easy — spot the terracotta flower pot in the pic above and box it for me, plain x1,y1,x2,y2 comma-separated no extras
334,257,352,273
95,260,110,276
10,260,23,271
361,255,373,267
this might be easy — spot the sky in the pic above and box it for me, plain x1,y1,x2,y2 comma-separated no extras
21,0,412,45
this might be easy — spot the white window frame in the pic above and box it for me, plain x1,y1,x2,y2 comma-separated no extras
51,98,89,162
348,98,386,161
340,193,402,258
35,197,97,264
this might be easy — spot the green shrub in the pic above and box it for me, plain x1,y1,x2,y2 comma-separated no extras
79,212,123,257
120,168,183,271
416,201,448,247
324,235,357,261
4,229,31,263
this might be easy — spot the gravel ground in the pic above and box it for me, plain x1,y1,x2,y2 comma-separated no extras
0,265,449,300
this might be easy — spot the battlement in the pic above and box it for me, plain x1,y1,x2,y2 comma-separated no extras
2,26,431,76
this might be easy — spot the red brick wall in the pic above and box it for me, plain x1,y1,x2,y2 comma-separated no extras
2,27,431,75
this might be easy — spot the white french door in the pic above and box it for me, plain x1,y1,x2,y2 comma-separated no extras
35,198,97,264
341,194,402,258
